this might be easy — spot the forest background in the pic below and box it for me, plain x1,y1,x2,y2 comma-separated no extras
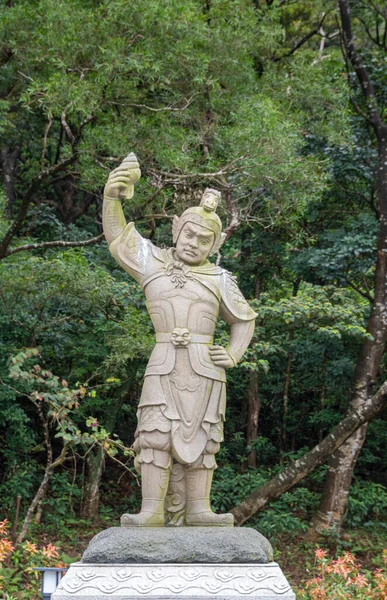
1,0,387,597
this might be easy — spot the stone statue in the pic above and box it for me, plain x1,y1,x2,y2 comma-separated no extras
102,153,257,527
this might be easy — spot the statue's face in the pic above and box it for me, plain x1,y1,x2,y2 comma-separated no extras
175,222,214,265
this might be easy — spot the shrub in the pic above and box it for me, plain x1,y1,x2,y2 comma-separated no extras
346,481,387,528
298,547,387,599
0,519,66,599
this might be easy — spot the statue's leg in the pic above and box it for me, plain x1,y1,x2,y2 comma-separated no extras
185,468,233,526
121,429,171,527
121,462,170,527
185,441,233,527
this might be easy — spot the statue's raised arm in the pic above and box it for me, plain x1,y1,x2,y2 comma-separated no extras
102,153,141,245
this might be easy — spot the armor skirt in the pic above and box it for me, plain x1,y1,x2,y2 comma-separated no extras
134,349,225,471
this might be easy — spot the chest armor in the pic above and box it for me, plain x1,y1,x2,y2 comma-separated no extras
143,271,225,382
145,275,219,334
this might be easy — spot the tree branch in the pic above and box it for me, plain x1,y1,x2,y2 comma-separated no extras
50,443,71,469
126,93,200,113
4,233,104,258
147,155,247,184
346,277,374,302
355,14,387,50
368,0,387,21
273,12,331,62
41,117,53,170
338,0,382,129
61,104,75,143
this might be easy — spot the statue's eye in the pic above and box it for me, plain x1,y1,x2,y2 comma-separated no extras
185,232,193,238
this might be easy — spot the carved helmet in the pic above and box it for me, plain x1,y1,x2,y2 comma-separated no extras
172,188,226,256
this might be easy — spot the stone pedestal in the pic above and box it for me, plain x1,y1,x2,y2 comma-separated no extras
52,561,295,599
52,528,295,600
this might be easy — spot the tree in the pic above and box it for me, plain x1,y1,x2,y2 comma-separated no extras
309,0,387,534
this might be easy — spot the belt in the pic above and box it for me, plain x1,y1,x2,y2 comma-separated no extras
156,331,213,345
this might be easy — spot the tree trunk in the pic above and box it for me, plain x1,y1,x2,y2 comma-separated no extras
281,335,293,457
17,469,53,544
33,479,50,524
310,0,387,534
80,446,105,521
11,496,21,544
52,177,95,225
80,392,123,521
242,243,261,468
15,402,70,543
280,281,298,458
247,371,260,468
231,379,387,526
318,351,326,443
1,146,19,216
310,425,367,532
16,444,69,544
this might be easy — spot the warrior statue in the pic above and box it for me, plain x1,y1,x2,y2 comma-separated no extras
103,153,257,527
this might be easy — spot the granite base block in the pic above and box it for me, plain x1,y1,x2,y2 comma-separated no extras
51,562,296,600
81,527,273,565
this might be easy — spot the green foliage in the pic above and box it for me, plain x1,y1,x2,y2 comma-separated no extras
346,481,387,529
211,466,269,513
41,472,82,524
252,487,320,538
290,214,378,287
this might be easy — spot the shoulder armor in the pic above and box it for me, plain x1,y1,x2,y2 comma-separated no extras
151,244,169,264
113,222,152,277
219,270,257,321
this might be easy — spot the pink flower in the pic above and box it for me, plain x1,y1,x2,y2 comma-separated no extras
0,520,9,535
42,543,59,559
0,538,14,561
315,548,328,560
328,554,357,579
310,587,327,600
342,551,356,565
306,576,323,587
24,541,38,554
352,573,368,587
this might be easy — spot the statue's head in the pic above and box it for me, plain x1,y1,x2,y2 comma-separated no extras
173,188,226,265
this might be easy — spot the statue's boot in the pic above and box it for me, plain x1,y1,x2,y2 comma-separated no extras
121,463,169,527
185,468,234,527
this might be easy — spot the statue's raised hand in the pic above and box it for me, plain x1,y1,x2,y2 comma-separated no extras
105,153,141,200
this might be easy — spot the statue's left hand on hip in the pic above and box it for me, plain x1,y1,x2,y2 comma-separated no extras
209,345,235,368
